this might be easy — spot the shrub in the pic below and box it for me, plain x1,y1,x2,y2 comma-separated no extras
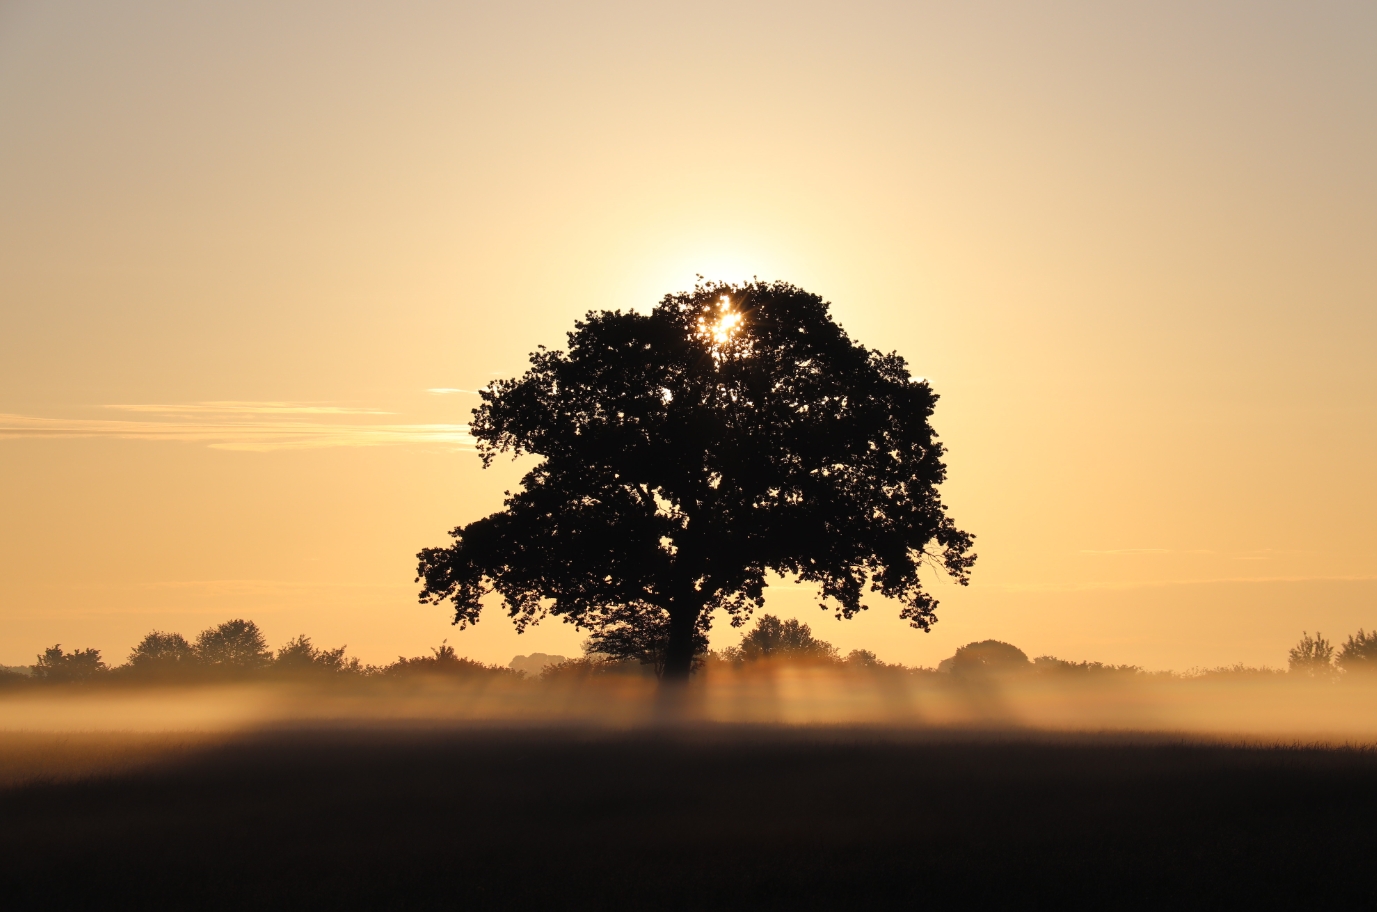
540,655,651,680
1033,656,1142,676
386,643,517,679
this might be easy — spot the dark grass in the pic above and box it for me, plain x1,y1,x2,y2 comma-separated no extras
2,726,1376,909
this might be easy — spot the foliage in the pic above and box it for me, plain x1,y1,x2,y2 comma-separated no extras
582,604,711,675
1288,631,1334,678
194,619,273,672
508,653,569,677
1183,664,1286,679
724,614,839,663
941,640,1029,676
1033,656,1144,676
1337,629,1377,674
540,655,653,680
32,645,107,683
416,280,975,679
127,631,197,674
274,635,357,675
845,649,882,667
386,643,516,679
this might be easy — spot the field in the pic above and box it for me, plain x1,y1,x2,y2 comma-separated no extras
3,722,1377,909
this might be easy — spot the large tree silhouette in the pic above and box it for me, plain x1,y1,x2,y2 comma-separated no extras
416,281,975,681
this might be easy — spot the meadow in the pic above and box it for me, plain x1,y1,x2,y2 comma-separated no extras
3,725,1377,908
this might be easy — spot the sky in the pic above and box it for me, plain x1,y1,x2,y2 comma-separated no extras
1,0,1374,671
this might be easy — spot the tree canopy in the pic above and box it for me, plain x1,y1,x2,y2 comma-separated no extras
732,614,838,663
416,281,975,680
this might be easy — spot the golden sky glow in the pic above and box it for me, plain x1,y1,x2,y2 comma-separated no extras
1,1,1374,670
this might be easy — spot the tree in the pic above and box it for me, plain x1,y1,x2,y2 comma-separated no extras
940,640,1030,676
195,619,272,672
127,631,197,674
32,645,107,683
1288,631,1334,678
416,281,976,682
274,635,354,674
732,614,838,663
1337,629,1377,675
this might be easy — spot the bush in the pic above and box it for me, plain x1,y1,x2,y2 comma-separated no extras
540,655,652,680
1033,656,1143,677
386,643,517,679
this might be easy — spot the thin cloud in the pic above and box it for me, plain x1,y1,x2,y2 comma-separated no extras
0,413,472,452
991,575,1377,593
108,401,391,416
1079,548,1213,555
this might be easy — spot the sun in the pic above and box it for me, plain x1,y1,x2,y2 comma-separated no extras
697,295,744,351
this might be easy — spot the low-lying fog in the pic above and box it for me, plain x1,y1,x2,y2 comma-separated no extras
3,664,1376,743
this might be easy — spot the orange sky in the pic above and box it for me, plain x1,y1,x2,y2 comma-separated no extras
1,0,1374,671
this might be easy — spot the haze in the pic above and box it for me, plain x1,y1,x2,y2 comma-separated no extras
1,0,1374,671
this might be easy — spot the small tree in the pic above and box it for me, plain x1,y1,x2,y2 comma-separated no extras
32,645,107,683
274,635,353,674
732,614,838,663
127,631,197,674
1288,631,1334,678
942,640,1029,676
846,648,882,667
1337,629,1377,675
417,281,975,683
195,619,272,672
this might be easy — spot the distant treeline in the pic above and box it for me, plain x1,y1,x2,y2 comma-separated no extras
3,616,1375,687
0,618,521,687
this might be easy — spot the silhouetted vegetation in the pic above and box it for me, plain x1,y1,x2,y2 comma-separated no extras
5,621,508,687
31,645,107,683
10,618,1377,695
194,619,273,673
1338,629,1377,674
715,614,838,665
1289,630,1335,678
127,631,197,675
385,643,517,679
940,639,1029,676
416,281,976,682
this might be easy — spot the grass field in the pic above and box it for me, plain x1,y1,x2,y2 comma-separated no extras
3,725,1376,909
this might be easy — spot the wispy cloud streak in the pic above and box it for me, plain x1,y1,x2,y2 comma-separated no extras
107,401,392,416
0,410,472,452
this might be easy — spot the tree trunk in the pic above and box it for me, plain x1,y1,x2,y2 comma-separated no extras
660,604,699,684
